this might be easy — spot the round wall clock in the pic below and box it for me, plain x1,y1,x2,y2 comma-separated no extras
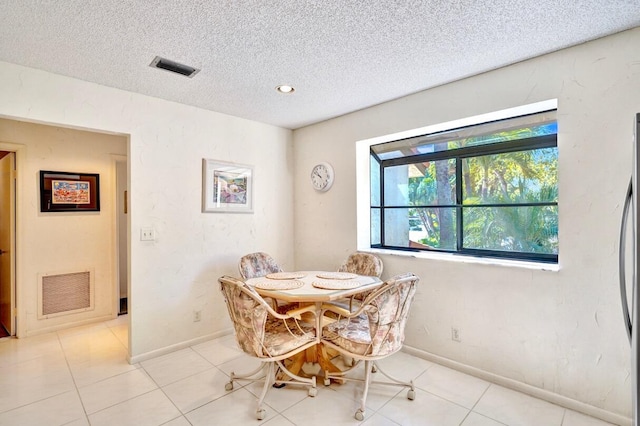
310,162,334,192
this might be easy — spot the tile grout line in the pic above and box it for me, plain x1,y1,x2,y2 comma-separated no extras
0,351,82,418
140,346,218,388
464,383,509,426
364,361,432,421
59,316,149,422
559,407,567,426
141,345,237,420
56,329,91,424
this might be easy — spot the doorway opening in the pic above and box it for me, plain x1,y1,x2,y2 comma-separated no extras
0,150,16,338
116,158,128,316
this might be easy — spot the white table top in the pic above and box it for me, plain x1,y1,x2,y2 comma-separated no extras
246,271,383,303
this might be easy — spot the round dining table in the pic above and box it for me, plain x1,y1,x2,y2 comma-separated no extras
245,271,384,381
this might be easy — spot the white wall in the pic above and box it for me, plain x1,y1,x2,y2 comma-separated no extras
0,61,295,359
1,24,637,421
0,119,126,333
293,27,640,419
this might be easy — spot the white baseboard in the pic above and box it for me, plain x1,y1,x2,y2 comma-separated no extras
128,329,232,365
22,313,117,338
402,345,631,426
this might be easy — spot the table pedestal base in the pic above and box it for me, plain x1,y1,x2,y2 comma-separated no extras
275,344,344,385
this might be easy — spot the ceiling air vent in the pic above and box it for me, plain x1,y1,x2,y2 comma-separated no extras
150,56,200,78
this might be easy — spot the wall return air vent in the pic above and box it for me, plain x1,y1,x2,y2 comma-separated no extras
150,56,200,78
38,269,95,319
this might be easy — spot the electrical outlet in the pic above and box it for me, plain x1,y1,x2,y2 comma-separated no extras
193,310,202,322
451,327,461,342
140,227,155,241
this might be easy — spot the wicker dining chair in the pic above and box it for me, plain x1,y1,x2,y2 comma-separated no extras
219,275,318,420
337,252,384,309
238,252,295,313
338,252,384,278
238,252,283,279
320,272,419,421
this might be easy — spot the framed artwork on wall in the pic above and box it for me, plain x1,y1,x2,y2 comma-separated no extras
202,159,253,213
40,170,100,212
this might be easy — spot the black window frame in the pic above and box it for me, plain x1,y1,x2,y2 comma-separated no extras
370,130,558,264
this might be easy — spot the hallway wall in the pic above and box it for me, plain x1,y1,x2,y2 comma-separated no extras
0,118,126,333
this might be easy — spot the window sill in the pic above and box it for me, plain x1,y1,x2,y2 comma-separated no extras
363,247,560,272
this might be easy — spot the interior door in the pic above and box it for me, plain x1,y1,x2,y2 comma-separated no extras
0,152,15,335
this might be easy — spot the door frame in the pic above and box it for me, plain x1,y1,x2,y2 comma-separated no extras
113,155,128,318
0,152,15,336
0,142,23,337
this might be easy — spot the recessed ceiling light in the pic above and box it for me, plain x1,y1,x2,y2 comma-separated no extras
276,85,295,94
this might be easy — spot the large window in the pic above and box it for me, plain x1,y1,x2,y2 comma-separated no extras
368,107,558,263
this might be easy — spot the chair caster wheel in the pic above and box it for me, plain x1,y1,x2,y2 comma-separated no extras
225,382,233,391
407,389,415,400
257,409,266,420
308,387,317,397
323,378,331,386
354,409,365,421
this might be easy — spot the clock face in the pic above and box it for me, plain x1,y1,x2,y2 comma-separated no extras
311,163,334,192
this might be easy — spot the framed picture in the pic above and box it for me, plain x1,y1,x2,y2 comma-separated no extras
40,170,100,212
202,159,253,213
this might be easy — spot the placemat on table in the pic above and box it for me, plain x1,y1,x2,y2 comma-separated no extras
316,272,358,280
312,280,362,290
254,279,304,290
266,272,307,280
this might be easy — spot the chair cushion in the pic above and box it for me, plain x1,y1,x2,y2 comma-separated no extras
238,252,283,279
337,253,383,302
263,317,316,357
225,281,314,358
322,314,372,356
338,253,383,277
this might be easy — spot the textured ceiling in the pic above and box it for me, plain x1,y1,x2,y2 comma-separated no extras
1,1,639,129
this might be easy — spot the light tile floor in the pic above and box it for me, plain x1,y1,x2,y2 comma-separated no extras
0,315,620,426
